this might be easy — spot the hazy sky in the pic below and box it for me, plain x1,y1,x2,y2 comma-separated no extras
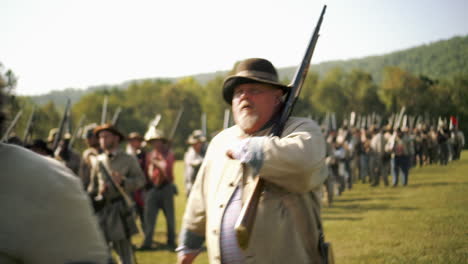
2,0,467,95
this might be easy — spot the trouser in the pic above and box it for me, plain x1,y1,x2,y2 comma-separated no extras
112,239,135,264
344,159,352,189
372,156,390,186
142,183,176,247
359,154,370,183
331,164,345,195
393,155,410,186
324,166,334,205
439,143,449,165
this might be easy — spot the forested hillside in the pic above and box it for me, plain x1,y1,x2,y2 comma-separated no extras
280,35,468,83
28,35,468,108
2,35,467,158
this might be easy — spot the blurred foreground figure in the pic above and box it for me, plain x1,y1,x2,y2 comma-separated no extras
0,75,108,263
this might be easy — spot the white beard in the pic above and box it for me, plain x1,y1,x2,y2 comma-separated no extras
235,110,259,133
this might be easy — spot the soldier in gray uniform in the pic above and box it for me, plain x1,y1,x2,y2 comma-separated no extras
88,124,145,264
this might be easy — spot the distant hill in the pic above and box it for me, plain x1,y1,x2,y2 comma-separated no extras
28,34,468,107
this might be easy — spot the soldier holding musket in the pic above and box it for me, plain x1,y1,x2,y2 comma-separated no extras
88,124,145,264
177,57,327,264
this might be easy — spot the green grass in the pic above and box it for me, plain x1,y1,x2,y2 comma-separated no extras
131,152,468,264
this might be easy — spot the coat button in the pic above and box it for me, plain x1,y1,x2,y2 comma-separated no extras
229,182,235,187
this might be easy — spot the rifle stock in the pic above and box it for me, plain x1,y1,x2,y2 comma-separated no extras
234,5,327,250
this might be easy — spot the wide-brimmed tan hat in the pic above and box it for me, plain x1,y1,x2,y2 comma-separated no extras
144,126,167,142
94,123,125,141
47,128,72,142
127,131,144,141
222,58,289,104
187,129,207,145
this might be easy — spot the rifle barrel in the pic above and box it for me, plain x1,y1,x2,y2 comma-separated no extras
1,110,23,142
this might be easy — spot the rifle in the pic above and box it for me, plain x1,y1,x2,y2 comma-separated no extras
223,109,231,130
331,112,337,131
0,110,23,143
350,112,356,128
69,115,86,150
101,96,108,125
23,106,36,145
393,106,406,130
234,5,327,250
201,112,207,137
52,99,71,151
169,107,184,141
111,107,122,126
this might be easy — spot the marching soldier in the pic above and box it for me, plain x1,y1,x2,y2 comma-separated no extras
369,126,389,186
183,129,206,198
48,128,81,175
78,123,101,189
88,124,145,264
140,127,177,251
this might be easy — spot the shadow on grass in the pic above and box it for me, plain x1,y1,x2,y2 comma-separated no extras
322,216,364,221
325,202,418,213
335,196,398,202
407,181,453,188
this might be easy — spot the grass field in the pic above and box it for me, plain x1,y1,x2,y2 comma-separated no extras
131,151,468,264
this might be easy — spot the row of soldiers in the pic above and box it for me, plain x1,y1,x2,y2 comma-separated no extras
321,120,465,206
3,121,207,264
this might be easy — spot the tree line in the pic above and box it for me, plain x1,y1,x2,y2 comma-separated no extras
2,62,467,158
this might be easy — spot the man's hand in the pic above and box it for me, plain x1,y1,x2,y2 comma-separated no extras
226,138,252,163
152,155,167,171
177,252,198,264
111,171,123,185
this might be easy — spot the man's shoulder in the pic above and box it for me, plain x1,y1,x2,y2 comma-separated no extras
284,116,321,133
0,143,81,188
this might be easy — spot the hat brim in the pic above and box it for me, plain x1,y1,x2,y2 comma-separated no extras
128,136,144,141
187,136,206,145
222,76,289,104
94,126,125,141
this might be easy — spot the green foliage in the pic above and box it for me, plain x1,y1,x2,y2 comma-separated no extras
3,35,468,150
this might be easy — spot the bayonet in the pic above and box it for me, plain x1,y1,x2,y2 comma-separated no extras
111,107,122,126
101,96,108,125
52,99,71,151
169,107,184,141
23,106,36,145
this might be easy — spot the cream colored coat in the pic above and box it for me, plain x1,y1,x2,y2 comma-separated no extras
181,117,327,264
